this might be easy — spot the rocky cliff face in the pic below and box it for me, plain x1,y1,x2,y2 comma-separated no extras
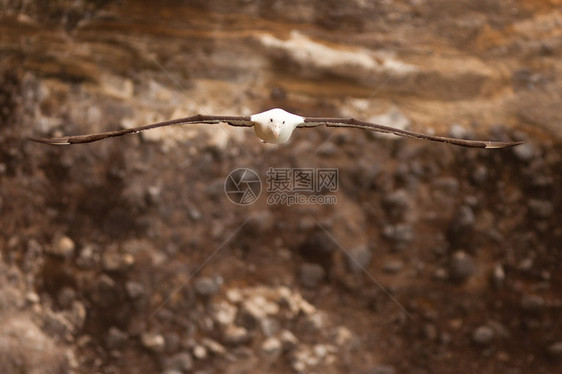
1,1,561,373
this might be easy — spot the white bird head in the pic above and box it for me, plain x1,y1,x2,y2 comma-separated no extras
251,108,304,144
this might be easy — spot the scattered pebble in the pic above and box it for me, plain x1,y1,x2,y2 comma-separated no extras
57,287,76,309
210,301,237,326
141,332,166,352
102,247,135,272
222,325,251,345
449,250,475,282
383,259,404,274
279,329,298,350
346,244,372,272
76,243,100,269
163,352,193,372
125,281,146,299
201,338,226,355
332,326,353,346
240,294,279,325
260,337,282,359
513,142,537,162
382,223,414,245
299,262,325,288
528,199,554,218
492,264,505,289
260,317,280,337
547,342,562,358
432,177,460,195
472,325,495,345
194,276,220,297
521,294,545,311
106,327,128,350
382,189,410,217
192,344,207,360
447,206,475,248
48,234,75,258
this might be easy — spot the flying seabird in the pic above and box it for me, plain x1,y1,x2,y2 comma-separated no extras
30,108,523,148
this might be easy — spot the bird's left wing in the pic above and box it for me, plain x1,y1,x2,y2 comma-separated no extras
30,115,255,145
299,117,524,149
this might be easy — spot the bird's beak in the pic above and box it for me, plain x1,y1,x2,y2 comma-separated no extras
273,129,280,140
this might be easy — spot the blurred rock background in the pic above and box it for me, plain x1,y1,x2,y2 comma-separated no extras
0,0,560,373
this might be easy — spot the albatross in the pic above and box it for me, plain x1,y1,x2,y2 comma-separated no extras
30,108,523,148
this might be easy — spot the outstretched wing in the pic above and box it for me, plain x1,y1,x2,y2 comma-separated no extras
30,115,255,145
299,117,524,149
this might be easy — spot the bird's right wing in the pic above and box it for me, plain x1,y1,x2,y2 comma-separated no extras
30,115,255,145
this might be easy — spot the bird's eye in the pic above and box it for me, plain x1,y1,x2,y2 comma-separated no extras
283,121,285,124
270,118,273,122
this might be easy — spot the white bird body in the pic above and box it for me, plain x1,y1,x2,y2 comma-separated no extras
251,108,304,144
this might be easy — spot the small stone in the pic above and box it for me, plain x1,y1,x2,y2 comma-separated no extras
125,281,145,299
279,329,298,350
261,337,282,359
346,244,372,272
547,342,562,358
102,247,133,272
106,327,128,349
260,317,280,337
471,165,488,184
240,295,279,325
433,267,448,280
449,123,468,139
164,333,181,352
299,233,338,258
188,207,202,221
382,224,414,245
333,326,353,346
449,250,475,283
299,263,325,288
67,301,87,329
424,324,437,340
145,185,161,205
193,344,207,360
492,264,505,289
472,325,494,345
382,189,410,218
57,287,76,309
305,312,327,331
201,338,226,355
222,325,250,345
513,142,537,162
25,292,40,304
432,177,460,194
163,352,193,372
447,206,475,248
210,301,237,326
49,234,75,258
194,276,219,297
521,294,545,311
382,259,404,274
316,142,338,156
518,257,534,271
141,332,165,352
42,310,73,339
76,243,100,269
528,199,553,218
245,210,275,233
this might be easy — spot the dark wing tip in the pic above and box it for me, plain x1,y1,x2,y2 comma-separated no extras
28,136,71,145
